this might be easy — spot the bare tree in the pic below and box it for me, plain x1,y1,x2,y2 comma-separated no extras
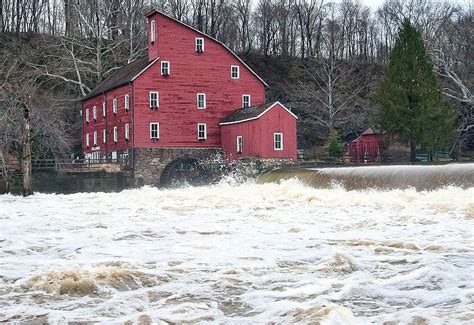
293,57,365,131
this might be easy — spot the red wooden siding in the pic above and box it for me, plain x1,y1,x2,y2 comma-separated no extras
83,84,132,154
133,12,266,149
220,103,297,161
347,133,382,163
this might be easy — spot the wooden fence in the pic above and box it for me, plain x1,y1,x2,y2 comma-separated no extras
1,158,129,176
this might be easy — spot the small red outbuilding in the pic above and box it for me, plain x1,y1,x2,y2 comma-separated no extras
220,102,298,161
347,128,382,163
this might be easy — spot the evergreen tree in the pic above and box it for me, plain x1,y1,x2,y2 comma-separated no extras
376,19,456,161
328,129,344,158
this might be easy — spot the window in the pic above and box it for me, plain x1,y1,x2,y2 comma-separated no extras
103,128,106,144
149,91,159,108
196,37,204,52
237,136,243,153
161,61,170,76
125,94,129,111
197,93,206,109
125,123,130,140
93,131,97,146
85,108,89,122
93,106,97,120
150,19,156,43
197,123,207,140
150,122,160,139
102,102,106,117
242,95,251,108
113,98,117,114
86,133,90,147
113,126,118,143
274,132,283,150
231,65,240,79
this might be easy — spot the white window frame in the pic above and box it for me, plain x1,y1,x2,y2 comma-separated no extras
242,94,251,108
103,128,106,144
124,94,129,111
231,65,240,79
93,106,97,120
150,122,160,139
195,37,204,52
237,135,243,153
86,133,90,147
197,123,207,140
85,108,89,122
113,98,117,114
161,61,170,76
197,93,206,109
150,19,156,43
274,132,283,150
113,126,118,143
93,131,97,146
102,102,106,117
149,91,159,108
125,123,130,140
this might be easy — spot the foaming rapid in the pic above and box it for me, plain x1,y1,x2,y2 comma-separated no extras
0,180,473,323
258,163,474,190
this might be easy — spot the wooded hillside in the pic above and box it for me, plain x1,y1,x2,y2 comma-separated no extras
0,0,472,160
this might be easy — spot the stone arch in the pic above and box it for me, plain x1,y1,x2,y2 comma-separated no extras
159,157,213,187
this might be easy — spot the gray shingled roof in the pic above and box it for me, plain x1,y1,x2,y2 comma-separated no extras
220,102,274,124
82,56,150,101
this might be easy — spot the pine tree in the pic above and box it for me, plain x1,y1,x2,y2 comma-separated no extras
376,19,456,161
328,129,344,158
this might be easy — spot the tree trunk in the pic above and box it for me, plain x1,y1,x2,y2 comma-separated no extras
21,102,33,197
0,146,9,194
409,139,416,162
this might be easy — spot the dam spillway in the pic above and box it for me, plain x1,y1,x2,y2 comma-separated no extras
257,163,474,190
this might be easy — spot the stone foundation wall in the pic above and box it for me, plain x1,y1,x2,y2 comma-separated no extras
133,147,223,185
5,171,135,194
230,157,297,180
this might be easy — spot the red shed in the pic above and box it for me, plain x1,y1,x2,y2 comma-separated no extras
347,128,382,163
220,102,298,161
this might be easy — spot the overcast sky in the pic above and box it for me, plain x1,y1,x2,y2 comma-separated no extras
362,0,385,9
337,0,471,10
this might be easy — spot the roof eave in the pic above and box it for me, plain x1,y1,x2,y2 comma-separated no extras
220,101,298,126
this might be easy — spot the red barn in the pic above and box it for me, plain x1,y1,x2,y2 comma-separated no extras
220,102,298,161
347,128,382,163
81,9,297,184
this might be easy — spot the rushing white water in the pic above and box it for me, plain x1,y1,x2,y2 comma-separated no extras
0,180,473,324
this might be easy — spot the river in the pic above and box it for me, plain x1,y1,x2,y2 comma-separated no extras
0,169,473,323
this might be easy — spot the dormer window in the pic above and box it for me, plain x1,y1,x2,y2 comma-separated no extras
231,65,240,79
161,61,170,76
150,20,156,43
196,38,204,53
242,95,251,108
